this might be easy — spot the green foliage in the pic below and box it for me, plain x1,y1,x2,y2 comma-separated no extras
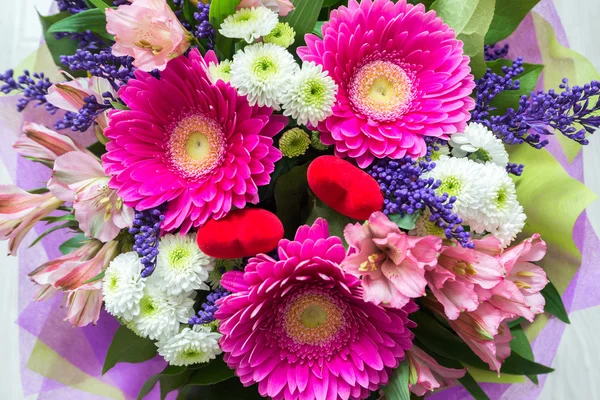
259,157,302,202
38,11,80,71
431,0,496,79
176,377,262,399
541,280,571,324
485,0,541,44
209,0,241,59
110,100,130,110
183,356,235,386
487,59,544,115
182,0,196,25
458,371,491,400
312,21,325,37
86,0,111,10
274,163,312,238
102,326,157,375
83,270,106,285
138,365,187,400
388,212,420,231
281,0,325,51
408,0,436,8
47,8,112,40
383,359,410,400
29,220,79,249
510,325,538,384
59,233,88,255
306,196,354,246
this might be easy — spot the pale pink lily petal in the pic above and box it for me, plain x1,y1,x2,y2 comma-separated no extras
55,240,119,291
0,186,63,255
49,151,105,201
426,268,479,320
106,0,192,71
13,123,91,164
64,290,103,326
237,0,295,16
407,346,466,396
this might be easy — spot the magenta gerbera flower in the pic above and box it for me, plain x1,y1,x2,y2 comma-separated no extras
298,0,476,167
102,49,286,232
216,219,416,400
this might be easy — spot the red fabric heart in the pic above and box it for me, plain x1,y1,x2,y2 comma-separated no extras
307,155,383,220
196,208,284,258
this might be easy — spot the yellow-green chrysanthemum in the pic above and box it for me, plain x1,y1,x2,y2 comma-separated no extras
279,128,311,158
263,22,296,48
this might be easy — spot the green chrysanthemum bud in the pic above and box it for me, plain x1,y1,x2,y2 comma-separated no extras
207,258,243,289
279,128,311,158
263,22,296,48
310,131,329,151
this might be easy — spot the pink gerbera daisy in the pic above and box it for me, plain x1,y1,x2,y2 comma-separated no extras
216,219,416,400
298,0,475,167
102,49,286,232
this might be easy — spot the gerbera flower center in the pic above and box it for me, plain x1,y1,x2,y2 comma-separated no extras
167,113,225,181
349,60,414,122
283,291,344,345
252,56,278,80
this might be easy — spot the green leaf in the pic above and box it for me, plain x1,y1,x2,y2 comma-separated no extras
259,157,301,202
41,213,76,223
312,21,325,37
485,0,541,44
137,365,187,400
458,371,491,400
182,0,196,25
487,59,543,115
388,212,420,231
87,0,110,10
48,8,109,37
102,326,157,375
510,325,538,384
431,0,496,78
541,280,570,324
408,0,436,8
306,196,354,246
160,368,194,400
83,270,106,285
110,100,130,110
183,356,235,387
29,221,79,248
383,359,410,400
28,187,50,194
209,0,240,59
322,0,343,7
59,233,88,255
501,352,554,375
507,317,525,328
38,11,80,71
176,377,262,400
281,0,325,51
275,163,312,238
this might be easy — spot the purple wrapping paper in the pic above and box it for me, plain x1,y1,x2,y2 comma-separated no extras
1,0,598,398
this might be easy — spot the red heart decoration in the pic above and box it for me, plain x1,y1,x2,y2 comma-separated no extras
307,155,383,220
196,208,284,258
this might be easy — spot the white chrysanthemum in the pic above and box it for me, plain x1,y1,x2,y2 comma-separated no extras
424,157,487,219
230,42,299,108
429,144,450,161
157,325,223,366
489,204,527,247
449,123,509,167
476,163,520,227
130,284,196,341
208,60,232,83
280,62,338,127
154,233,214,296
102,252,145,321
263,22,296,48
219,7,278,44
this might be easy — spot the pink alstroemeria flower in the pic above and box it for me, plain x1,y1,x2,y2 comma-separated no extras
106,0,192,71
46,76,116,129
13,123,90,165
0,186,63,255
426,236,505,320
488,234,548,321
29,240,118,326
49,151,134,242
407,346,466,396
236,0,295,16
341,212,442,308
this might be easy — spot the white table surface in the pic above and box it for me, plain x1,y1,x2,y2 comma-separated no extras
1,1,600,399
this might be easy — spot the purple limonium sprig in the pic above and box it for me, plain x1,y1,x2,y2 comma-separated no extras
0,69,58,114
129,208,164,278
55,0,88,14
484,43,510,61
60,49,136,90
54,94,114,132
194,2,215,49
506,162,524,176
189,288,230,325
366,156,473,248
113,0,131,5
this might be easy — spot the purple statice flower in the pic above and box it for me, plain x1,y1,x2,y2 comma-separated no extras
54,94,114,132
484,43,510,61
189,288,230,325
55,0,87,14
129,208,164,277
0,69,57,113
54,30,108,51
194,2,215,49
60,48,135,89
113,0,131,5
506,163,524,176
366,156,473,248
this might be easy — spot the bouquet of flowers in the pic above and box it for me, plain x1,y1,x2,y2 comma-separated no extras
2,0,599,398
